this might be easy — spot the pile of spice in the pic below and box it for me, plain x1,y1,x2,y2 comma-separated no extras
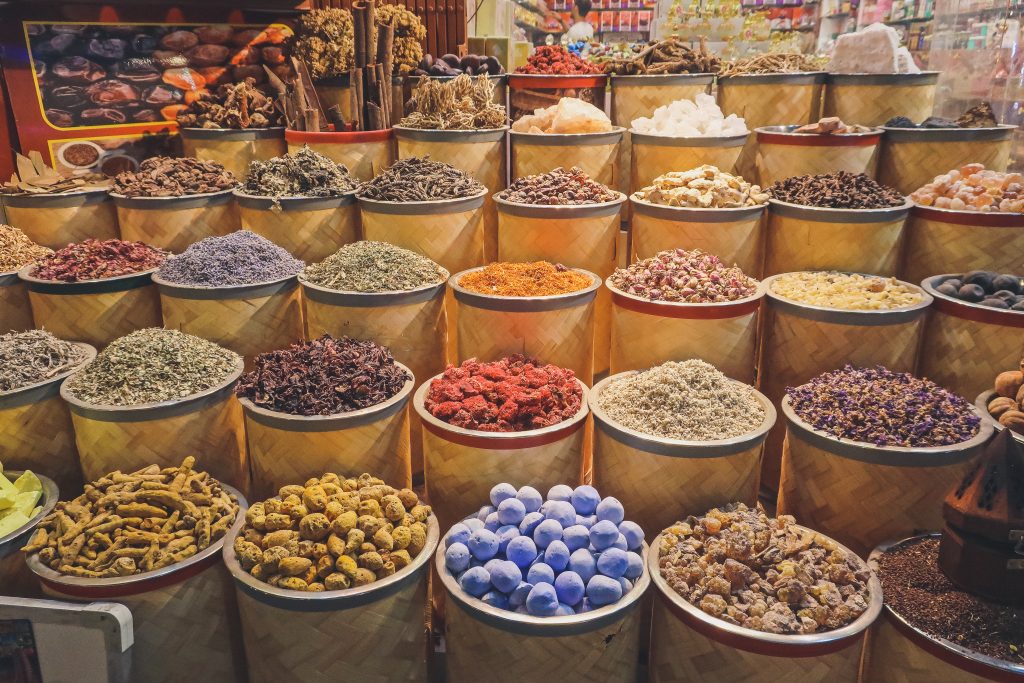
156,231,303,287
29,239,167,282
292,9,355,80
609,249,758,303
400,74,507,130
375,3,427,74
302,241,448,293
243,147,359,200
933,271,1024,310
599,360,765,441
459,262,592,297
23,457,239,578
236,335,410,416
358,157,484,202
498,167,617,205
515,45,601,75
0,225,51,272
444,483,645,615
411,52,504,77
885,102,999,129
792,116,872,134
511,97,612,134
770,172,906,209
771,272,924,310
632,93,747,137
0,330,90,393
175,78,282,129
424,355,583,432
659,503,872,634
65,328,240,406
2,151,110,196
985,358,1024,435
910,164,1024,212
599,37,720,75
113,156,237,197
718,53,826,77
634,166,768,209
787,365,981,447
234,473,432,592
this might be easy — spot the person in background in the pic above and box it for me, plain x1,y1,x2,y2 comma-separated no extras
564,0,595,43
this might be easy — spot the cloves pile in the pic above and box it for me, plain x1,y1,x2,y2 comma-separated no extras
176,78,282,129
770,171,905,209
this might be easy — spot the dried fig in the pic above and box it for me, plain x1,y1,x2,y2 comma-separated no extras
995,370,1024,399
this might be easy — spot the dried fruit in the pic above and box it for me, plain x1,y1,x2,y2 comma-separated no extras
988,396,1018,418
995,371,1024,399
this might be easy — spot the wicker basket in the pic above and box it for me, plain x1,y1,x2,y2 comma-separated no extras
901,205,1024,284
648,529,882,683
878,125,1015,195
112,189,240,253
20,265,162,349
437,536,650,683
153,273,303,371
757,273,932,492
61,357,249,494
0,471,57,599
608,279,764,383
510,128,624,188
765,198,912,277
717,73,826,130
225,514,437,683
285,128,395,181
0,270,34,332
179,127,287,180
507,73,608,122
630,131,749,195
27,489,248,683
2,190,119,249
629,199,767,277
235,192,359,263
777,398,992,557
823,72,940,127
241,366,414,499
754,125,882,187
590,372,773,539
405,73,508,108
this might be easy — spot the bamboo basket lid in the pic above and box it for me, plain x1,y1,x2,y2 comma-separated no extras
882,124,1016,143
629,131,749,148
921,274,1024,330
975,390,1024,446
18,264,159,295
450,266,601,312
509,127,625,147
1,188,111,209
762,272,932,325
0,472,58,562
151,271,300,301
0,342,96,411
769,197,913,223
358,189,488,215
494,192,626,219
392,125,508,143
178,127,286,141
756,125,882,146
299,276,447,308
233,190,357,211
109,188,236,210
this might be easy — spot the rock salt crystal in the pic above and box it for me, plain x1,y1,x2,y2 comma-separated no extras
828,23,921,74
511,97,612,134
630,93,748,137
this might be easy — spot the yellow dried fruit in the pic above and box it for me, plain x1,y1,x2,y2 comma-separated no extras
410,505,431,523
279,485,305,500
396,488,418,510
358,499,382,518
303,485,327,512
278,576,308,591
264,530,298,548
377,561,396,579
373,528,394,552
392,526,412,550
331,510,358,536
324,572,351,590
307,582,325,592
345,528,365,554
323,501,344,520
261,546,290,571
279,557,313,577
408,522,427,555
382,497,405,522
357,514,384,536
264,513,292,531
335,554,358,578
390,549,411,569
316,554,335,578
299,513,331,540
359,551,384,571
234,540,263,570
352,568,376,586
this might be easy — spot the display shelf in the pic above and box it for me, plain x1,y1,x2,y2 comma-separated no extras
513,0,548,17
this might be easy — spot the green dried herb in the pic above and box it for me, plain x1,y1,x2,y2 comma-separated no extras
302,241,448,292
0,330,89,393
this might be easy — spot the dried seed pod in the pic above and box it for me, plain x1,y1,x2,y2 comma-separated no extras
335,555,358,578
324,572,351,590
299,513,331,541
278,576,308,591
352,568,376,586
278,557,313,577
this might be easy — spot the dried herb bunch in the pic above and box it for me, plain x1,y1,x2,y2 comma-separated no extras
718,53,828,77
293,8,356,80
176,78,282,129
601,37,720,75
358,157,485,202
400,74,506,130
769,172,905,209
243,146,359,200
112,156,237,197
376,3,426,74
0,225,52,272
0,330,89,393
236,335,411,416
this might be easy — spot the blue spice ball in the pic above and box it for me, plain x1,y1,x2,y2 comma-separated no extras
509,581,533,607
506,535,538,568
469,558,484,568
519,511,544,536
570,485,601,515
496,525,519,554
526,582,559,616
544,540,571,572
610,534,628,551
463,518,484,532
460,566,492,597
545,501,577,528
446,523,471,549
617,577,633,595
547,484,574,502
563,524,590,552
555,603,575,616
576,514,597,529
590,520,619,550
484,558,503,575
490,482,518,507
618,521,644,551
491,560,523,593
586,575,623,606
516,486,543,513
597,547,628,579
554,570,585,606
596,497,625,525
624,551,643,580
482,591,509,609
569,548,597,583
445,542,471,573
484,512,500,532
477,505,495,521
497,498,527,526
527,562,555,585
468,529,500,560
578,597,594,613
533,519,563,548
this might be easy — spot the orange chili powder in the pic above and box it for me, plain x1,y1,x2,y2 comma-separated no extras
458,261,592,297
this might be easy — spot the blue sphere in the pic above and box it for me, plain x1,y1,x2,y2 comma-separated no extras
445,542,471,573
496,525,519,554
618,521,644,551
595,496,625,525
555,602,575,616
477,505,495,521
446,523,471,549
544,540,571,573
506,536,538,568
569,548,597,583
596,547,629,579
570,485,600,515
527,562,555,585
484,558,503,575
481,591,509,609
491,560,523,593
463,518,484,532
460,566,492,597
509,581,533,607
533,519,563,549
554,570,585,606
519,511,544,536
586,575,623,606
562,524,590,552
484,512,501,532
575,514,597,529
610,534,628,551
516,486,543,513
589,520,619,551
497,498,527,526
624,551,643,580
547,484,574,502
545,501,577,528
490,482,518,508
525,582,559,616
468,528,500,560
617,577,633,595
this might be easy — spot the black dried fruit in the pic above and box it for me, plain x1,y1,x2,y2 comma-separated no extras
958,283,985,302
1013,301,1024,311
44,109,75,128
131,34,158,54
79,107,126,124
920,116,958,129
993,289,1017,301
935,283,959,297
441,53,460,67
87,38,127,61
963,270,996,291
944,278,962,291
993,274,1021,294
980,298,1010,309
885,116,916,128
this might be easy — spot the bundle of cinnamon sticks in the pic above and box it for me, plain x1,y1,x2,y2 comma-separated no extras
351,0,395,131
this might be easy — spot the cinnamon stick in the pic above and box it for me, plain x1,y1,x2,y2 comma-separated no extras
366,102,384,131
366,0,378,67
351,68,364,131
353,5,368,68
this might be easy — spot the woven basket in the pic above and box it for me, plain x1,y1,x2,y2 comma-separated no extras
414,378,589,532
630,132,749,197
20,265,162,349
224,513,438,683
629,199,767,277
823,72,940,127
917,274,1024,401
608,280,764,383
901,205,1024,284
113,189,240,253
153,273,303,371
878,126,1015,195
241,367,414,500
510,128,624,188
0,270,34,332
648,530,882,683
590,373,773,539
754,125,882,187
507,73,608,122
314,76,355,124
286,128,395,182
717,73,826,130
407,73,508,108
2,190,119,249
0,471,57,599
180,127,287,180
28,490,248,683
235,192,359,263
765,199,912,277
62,357,249,494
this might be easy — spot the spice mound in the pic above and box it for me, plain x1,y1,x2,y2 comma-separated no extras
634,166,767,209
65,328,240,407
0,330,89,393
770,172,906,209
293,9,355,80
771,272,923,310
176,77,281,129
910,164,1023,212
236,335,410,416
658,503,872,634
787,365,981,447
400,74,507,130
424,355,583,432
23,457,239,578
302,241,448,293
986,358,1024,435
358,157,485,202
515,45,601,75
499,167,617,205
157,231,303,287
29,239,167,282
113,156,237,198
243,146,359,199
609,248,758,303
2,151,111,196
632,93,747,137
932,271,1024,311
0,225,51,272
234,473,432,592
599,37,719,75
444,483,645,615
458,262,592,297
877,537,1022,664
511,97,612,134
791,116,872,134
718,52,826,77
599,360,765,441
885,102,998,129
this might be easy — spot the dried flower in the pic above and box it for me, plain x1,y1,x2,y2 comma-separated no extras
609,248,758,303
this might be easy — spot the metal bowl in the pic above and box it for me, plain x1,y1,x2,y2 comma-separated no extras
0,472,58,562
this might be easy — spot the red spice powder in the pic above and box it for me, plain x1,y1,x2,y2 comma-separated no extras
31,238,167,282
424,355,582,432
